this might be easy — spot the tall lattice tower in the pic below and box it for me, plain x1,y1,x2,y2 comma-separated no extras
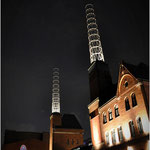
85,4,105,63
51,68,60,113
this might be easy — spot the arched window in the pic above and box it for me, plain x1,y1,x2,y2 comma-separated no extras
117,126,123,142
111,129,116,144
20,145,27,150
131,93,137,107
108,109,113,121
129,121,135,137
103,112,107,124
114,105,119,117
137,117,143,134
125,98,130,111
105,132,109,145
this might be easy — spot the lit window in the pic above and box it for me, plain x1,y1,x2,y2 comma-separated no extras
131,93,137,107
125,98,130,111
105,132,109,145
103,112,107,124
111,129,116,144
137,117,143,134
114,105,119,117
20,145,27,150
108,109,113,121
129,121,135,137
118,126,123,142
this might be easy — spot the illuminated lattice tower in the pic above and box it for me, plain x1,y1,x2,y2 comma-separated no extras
52,68,60,113
85,4,105,63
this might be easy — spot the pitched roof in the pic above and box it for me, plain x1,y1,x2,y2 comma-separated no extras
122,61,149,80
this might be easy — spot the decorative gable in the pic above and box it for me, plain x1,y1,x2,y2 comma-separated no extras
116,63,138,96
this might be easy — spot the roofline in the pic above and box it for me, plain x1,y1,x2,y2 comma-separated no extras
88,97,99,109
98,96,116,110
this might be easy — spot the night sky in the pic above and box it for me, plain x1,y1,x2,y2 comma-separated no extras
2,0,148,144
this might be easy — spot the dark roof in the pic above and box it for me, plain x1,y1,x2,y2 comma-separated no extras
4,130,48,144
55,114,82,129
123,61,149,80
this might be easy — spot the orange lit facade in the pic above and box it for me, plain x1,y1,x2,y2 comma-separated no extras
88,63,149,150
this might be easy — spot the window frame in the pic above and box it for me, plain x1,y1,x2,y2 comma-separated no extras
105,132,109,145
103,112,107,124
129,120,135,137
114,105,119,118
125,97,130,111
117,126,124,142
131,93,137,107
137,117,143,134
111,129,116,144
108,109,113,121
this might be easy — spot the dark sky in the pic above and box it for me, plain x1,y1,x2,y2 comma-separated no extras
2,0,148,144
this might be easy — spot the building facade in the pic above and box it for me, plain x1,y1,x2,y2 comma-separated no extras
85,3,149,150
88,63,149,150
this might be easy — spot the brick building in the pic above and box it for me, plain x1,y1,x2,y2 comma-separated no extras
88,62,149,150
49,113,84,150
2,130,49,150
85,3,149,150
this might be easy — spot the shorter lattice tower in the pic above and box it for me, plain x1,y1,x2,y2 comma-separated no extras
85,4,105,63
51,68,60,113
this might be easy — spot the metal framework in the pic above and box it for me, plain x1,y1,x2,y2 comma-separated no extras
85,4,105,63
52,68,60,113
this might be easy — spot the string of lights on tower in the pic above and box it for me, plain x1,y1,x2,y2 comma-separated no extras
51,68,60,113
85,4,105,63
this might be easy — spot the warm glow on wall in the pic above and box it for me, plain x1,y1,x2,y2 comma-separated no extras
93,124,100,145
141,115,149,134
115,128,120,144
123,123,131,140
127,146,134,150
90,115,102,149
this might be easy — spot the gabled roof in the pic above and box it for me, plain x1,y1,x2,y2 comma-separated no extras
116,61,149,96
122,61,149,80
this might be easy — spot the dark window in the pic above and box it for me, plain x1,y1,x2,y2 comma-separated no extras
67,139,69,145
72,139,74,145
111,129,116,144
114,105,119,117
124,81,128,87
118,126,123,142
137,117,143,134
103,113,107,124
125,98,130,111
76,139,79,144
108,109,113,121
131,93,137,107
129,121,135,137
105,132,109,145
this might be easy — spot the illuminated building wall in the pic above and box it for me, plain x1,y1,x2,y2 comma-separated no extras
88,63,149,150
85,2,149,150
